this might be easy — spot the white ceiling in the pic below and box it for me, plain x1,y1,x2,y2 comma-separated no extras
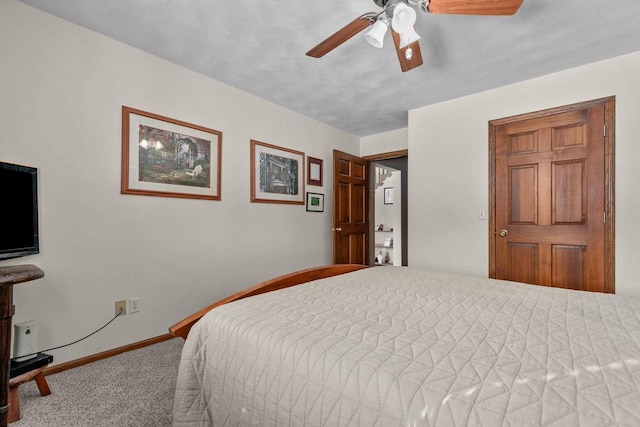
18,0,640,136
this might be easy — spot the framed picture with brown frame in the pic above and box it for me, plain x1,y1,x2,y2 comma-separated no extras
250,140,304,204
121,106,222,200
307,156,323,186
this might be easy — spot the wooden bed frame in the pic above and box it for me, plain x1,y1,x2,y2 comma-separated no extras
169,264,368,339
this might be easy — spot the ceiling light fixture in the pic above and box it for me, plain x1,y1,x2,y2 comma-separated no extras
364,16,390,48
391,2,417,34
366,2,421,57
399,27,420,49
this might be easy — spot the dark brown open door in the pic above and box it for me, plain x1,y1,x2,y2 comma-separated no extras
490,97,615,292
333,150,369,264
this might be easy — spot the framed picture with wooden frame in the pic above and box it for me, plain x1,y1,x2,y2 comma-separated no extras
307,156,323,186
121,106,222,200
250,140,305,204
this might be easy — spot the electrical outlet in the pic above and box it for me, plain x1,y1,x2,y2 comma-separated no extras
115,300,127,316
129,297,140,314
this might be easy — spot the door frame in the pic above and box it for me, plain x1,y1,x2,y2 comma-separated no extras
488,97,615,292
363,149,408,266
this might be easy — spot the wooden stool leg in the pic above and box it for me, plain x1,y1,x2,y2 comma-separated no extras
8,384,20,424
34,372,51,396
7,367,52,423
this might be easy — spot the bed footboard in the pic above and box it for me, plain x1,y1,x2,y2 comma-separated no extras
169,264,368,339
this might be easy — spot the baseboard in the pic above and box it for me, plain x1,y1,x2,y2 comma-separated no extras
43,333,174,376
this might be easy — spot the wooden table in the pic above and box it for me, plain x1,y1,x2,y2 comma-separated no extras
0,265,44,427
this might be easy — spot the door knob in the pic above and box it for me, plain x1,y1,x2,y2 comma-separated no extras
332,227,342,232
499,229,509,237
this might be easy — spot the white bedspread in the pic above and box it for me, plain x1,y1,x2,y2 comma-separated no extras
173,267,640,426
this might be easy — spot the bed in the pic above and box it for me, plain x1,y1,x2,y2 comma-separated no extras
170,265,640,426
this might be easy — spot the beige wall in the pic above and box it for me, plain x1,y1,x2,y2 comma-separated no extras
360,128,408,157
408,51,640,297
0,0,359,364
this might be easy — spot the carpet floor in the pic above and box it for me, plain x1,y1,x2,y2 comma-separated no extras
11,337,184,426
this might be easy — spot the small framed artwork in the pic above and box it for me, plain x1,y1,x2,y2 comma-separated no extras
306,192,324,212
384,187,394,204
250,140,304,204
307,156,323,186
121,106,222,200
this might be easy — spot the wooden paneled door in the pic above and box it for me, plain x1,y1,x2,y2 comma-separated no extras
333,150,369,264
489,97,615,292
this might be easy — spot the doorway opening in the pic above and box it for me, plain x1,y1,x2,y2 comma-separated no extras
373,165,400,265
368,155,408,266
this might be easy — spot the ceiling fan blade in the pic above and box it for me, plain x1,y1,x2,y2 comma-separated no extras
391,30,423,72
427,0,524,15
306,14,375,58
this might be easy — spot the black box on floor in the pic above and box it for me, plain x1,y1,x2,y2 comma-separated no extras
10,353,53,378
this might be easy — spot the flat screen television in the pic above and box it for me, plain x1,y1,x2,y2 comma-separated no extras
0,161,39,260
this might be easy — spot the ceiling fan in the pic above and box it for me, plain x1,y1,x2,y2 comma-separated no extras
306,0,524,72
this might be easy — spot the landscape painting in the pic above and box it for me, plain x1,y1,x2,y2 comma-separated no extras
138,125,211,188
121,106,222,200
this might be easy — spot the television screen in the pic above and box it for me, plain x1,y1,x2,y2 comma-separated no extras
0,162,39,260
